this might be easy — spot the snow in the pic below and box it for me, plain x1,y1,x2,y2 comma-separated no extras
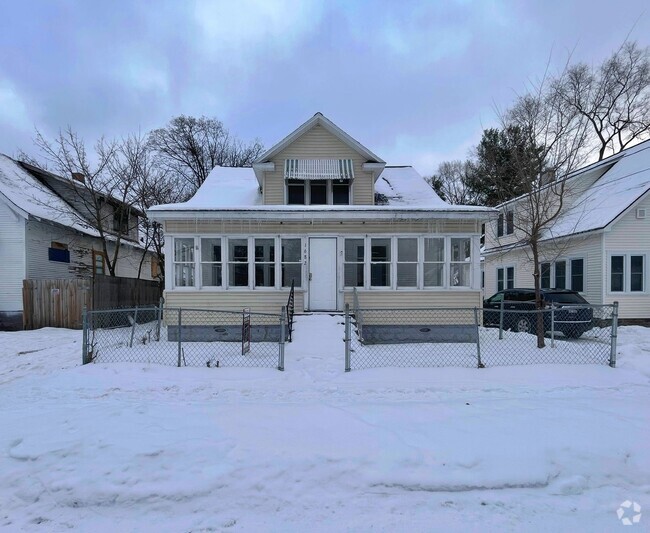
545,141,650,240
0,154,100,238
375,165,448,207
1,317,649,531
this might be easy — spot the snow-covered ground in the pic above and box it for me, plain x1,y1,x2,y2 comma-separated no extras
1,316,649,532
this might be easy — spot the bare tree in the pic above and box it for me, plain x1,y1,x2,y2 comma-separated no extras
148,115,264,195
428,160,482,205
557,41,650,160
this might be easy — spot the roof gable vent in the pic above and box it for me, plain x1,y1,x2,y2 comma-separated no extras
636,207,647,219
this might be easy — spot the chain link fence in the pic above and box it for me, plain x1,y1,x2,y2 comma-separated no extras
344,303,618,370
83,305,286,369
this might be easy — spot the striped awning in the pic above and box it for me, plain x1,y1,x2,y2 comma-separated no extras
284,159,354,180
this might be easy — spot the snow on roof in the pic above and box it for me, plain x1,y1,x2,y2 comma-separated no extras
544,141,650,240
375,166,448,207
0,154,100,237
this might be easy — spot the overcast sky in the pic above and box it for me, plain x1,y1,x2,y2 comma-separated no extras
1,0,648,176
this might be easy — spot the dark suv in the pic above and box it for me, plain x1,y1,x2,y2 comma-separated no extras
483,288,594,338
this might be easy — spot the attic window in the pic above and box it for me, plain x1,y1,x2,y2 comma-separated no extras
284,159,354,180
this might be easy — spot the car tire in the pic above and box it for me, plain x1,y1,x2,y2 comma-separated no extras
513,317,531,333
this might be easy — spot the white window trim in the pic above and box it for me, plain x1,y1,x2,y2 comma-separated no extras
607,252,647,294
541,257,586,293
496,265,516,292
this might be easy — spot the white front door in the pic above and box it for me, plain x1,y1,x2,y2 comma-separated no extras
309,238,338,311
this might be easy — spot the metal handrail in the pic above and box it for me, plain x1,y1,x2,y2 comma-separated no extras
286,280,295,342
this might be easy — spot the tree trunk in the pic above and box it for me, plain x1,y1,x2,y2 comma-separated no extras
531,241,546,348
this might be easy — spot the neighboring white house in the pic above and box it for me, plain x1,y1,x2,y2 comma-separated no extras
148,113,493,315
484,140,650,321
0,154,159,330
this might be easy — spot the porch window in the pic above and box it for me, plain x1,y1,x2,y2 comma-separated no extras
254,239,275,287
555,260,566,289
631,255,644,292
450,238,471,287
370,238,391,287
344,238,364,287
309,180,327,205
570,258,584,292
397,238,418,287
332,181,350,205
201,238,222,287
173,238,195,287
287,180,306,204
281,239,302,287
228,238,249,287
423,237,444,287
541,262,551,289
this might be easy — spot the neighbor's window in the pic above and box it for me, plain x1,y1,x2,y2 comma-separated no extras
309,180,327,205
423,237,444,287
332,181,350,205
113,209,129,234
610,256,624,292
287,180,306,205
506,266,515,289
497,268,504,292
497,214,504,237
228,238,249,287
93,250,107,276
397,238,418,288
48,241,70,263
281,238,302,287
631,255,644,292
450,238,471,287
344,238,364,287
201,238,222,287
554,260,566,289
541,262,551,289
506,211,514,234
173,238,195,287
370,238,391,287
254,238,275,287
571,258,584,292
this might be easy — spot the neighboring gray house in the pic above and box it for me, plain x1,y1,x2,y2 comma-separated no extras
484,140,650,321
0,154,158,329
149,113,493,314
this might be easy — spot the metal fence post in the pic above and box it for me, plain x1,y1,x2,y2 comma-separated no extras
129,306,139,348
177,308,182,367
156,297,163,341
82,305,89,364
609,301,619,368
550,304,555,349
473,307,483,368
278,306,286,371
499,299,504,340
344,303,351,372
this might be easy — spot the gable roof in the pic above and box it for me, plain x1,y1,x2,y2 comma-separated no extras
254,112,385,165
543,140,650,241
375,166,448,207
0,154,100,237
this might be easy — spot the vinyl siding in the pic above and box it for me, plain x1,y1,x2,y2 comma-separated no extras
603,192,650,318
0,200,26,311
344,290,482,309
263,124,375,205
164,290,303,314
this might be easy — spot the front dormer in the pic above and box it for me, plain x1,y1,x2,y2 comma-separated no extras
252,113,386,205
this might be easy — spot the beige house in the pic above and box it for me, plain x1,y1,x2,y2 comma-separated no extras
484,140,650,320
149,113,492,314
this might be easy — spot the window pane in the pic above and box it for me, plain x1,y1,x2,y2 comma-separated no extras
282,239,301,262
451,263,470,287
310,180,327,205
345,239,364,262
255,264,275,287
371,239,391,261
451,238,471,262
424,238,444,262
287,181,305,204
174,263,195,287
332,182,350,205
229,264,248,286
254,239,274,262
344,263,364,287
371,263,390,287
282,264,302,287
631,255,644,292
424,263,443,287
611,256,624,292
497,214,504,237
201,264,222,286
201,238,221,262
397,263,417,287
174,238,194,262
555,260,566,289
506,211,514,234
229,239,248,262
506,267,515,289
571,259,584,292
497,268,504,292
398,238,417,262
541,263,551,289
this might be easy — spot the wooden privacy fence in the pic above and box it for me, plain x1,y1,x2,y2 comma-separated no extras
22,276,162,330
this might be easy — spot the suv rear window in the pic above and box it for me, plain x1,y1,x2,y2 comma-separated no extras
544,292,587,304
